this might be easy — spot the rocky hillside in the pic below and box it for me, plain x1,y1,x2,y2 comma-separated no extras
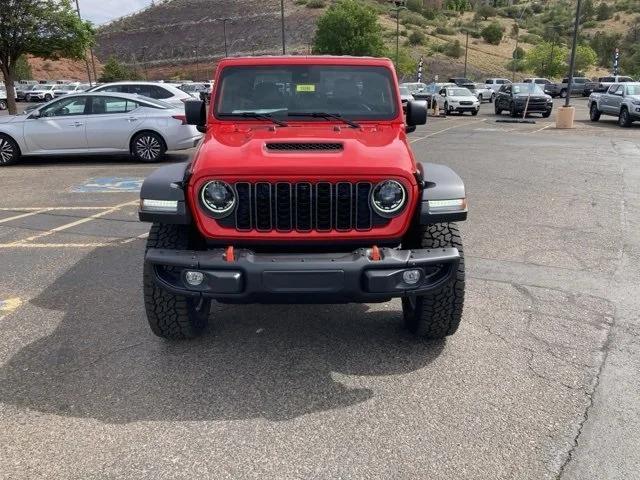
92,0,639,81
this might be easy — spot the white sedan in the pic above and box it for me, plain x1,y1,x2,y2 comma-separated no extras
0,92,202,166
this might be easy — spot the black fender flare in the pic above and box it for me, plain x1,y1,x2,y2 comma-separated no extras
416,162,467,224
138,161,192,224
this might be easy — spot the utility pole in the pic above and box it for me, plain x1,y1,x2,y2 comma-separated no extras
142,46,148,80
390,1,407,70
73,0,93,85
463,30,469,78
280,0,286,55
565,0,582,108
223,19,229,57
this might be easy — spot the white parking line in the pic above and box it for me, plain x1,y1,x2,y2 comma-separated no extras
0,209,52,224
410,119,486,144
7,200,138,245
0,206,114,211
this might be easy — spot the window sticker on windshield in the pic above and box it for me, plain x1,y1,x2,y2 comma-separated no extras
296,84,316,92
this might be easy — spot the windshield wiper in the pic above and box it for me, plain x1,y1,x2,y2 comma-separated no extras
287,112,361,128
218,112,288,127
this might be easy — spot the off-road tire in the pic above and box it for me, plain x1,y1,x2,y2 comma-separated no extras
618,107,632,128
589,103,601,121
131,131,166,163
494,102,501,115
0,100,7,110
509,102,519,118
0,134,20,166
542,110,551,118
143,223,211,339
560,89,567,99
401,223,465,339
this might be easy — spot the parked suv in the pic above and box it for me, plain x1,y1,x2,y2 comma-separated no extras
523,77,558,97
138,56,468,340
585,75,634,94
485,78,511,94
494,83,553,117
25,84,56,102
86,81,192,108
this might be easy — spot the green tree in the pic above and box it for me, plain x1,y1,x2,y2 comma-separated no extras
313,0,385,56
596,2,613,20
476,4,497,20
0,0,93,114
525,41,569,77
574,44,598,72
589,31,622,67
13,55,32,80
481,21,504,45
580,0,595,21
98,56,142,83
406,0,423,13
512,46,525,60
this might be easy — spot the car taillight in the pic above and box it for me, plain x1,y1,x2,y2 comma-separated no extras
172,115,187,125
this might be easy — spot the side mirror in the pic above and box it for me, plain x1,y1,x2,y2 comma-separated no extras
29,110,41,119
405,100,427,133
185,99,206,133
439,89,446,96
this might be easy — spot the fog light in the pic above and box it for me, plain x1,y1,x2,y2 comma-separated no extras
402,269,422,285
185,270,205,286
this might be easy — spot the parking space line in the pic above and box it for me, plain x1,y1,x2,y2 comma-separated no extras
410,119,485,144
0,206,114,211
0,209,52,224
7,201,138,245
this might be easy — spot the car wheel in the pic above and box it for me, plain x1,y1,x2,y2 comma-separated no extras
478,94,483,102
25,95,30,102
559,89,567,98
542,110,551,118
0,134,21,166
619,108,632,128
509,102,519,117
490,93,495,103
131,131,166,162
143,223,211,339
494,102,501,115
401,223,465,339
44,94,52,101
471,109,478,116
0,100,6,110
589,103,601,122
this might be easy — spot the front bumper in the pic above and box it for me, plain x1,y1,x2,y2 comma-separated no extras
146,246,460,303
448,104,479,112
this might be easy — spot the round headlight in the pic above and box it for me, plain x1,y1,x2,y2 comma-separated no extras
200,180,236,218
371,180,406,217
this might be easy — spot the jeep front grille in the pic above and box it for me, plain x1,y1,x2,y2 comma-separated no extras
219,182,391,232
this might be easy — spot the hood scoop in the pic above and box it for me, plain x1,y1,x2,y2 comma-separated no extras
265,142,343,152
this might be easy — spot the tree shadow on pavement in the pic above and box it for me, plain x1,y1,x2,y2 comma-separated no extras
0,242,445,423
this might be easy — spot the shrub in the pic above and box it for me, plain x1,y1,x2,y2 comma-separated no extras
531,3,544,14
306,0,325,8
583,20,598,28
294,0,307,4
445,39,463,57
596,2,613,20
476,4,496,20
512,46,525,59
406,0,423,13
505,59,526,72
435,25,455,35
481,21,504,45
409,30,427,45
400,10,428,27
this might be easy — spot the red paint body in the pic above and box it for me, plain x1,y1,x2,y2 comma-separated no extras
188,56,420,243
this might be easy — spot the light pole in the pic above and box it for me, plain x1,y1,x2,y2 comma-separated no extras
565,0,582,108
463,30,469,78
73,0,93,85
390,1,407,70
222,18,229,57
193,46,200,80
280,0,286,55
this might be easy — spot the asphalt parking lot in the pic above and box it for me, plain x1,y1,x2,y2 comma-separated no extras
1,98,639,479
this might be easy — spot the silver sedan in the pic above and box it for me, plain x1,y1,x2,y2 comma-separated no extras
0,92,202,166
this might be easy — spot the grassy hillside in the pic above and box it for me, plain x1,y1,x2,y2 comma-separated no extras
92,0,639,81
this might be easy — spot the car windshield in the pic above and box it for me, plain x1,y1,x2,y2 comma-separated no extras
61,85,77,91
626,85,640,95
215,65,399,121
447,88,473,96
399,86,410,95
512,83,544,94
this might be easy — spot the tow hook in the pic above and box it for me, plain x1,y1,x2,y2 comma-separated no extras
224,246,235,262
370,245,381,261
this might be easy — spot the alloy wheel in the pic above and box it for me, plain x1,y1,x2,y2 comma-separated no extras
135,135,161,160
0,138,16,164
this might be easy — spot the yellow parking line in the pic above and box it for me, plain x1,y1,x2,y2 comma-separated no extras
0,297,22,318
7,200,138,245
410,119,485,144
0,209,52,224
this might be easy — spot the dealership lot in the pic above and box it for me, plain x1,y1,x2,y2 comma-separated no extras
1,99,639,479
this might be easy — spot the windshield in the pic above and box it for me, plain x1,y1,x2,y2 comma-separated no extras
447,88,473,96
512,83,544,95
215,65,399,121
399,86,410,95
626,84,640,95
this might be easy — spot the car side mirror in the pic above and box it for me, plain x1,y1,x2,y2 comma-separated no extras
185,99,206,133
439,90,446,96
405,100,427,133
29,110,41,119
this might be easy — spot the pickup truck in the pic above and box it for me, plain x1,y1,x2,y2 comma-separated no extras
585,75,634,95
546,77,592,98
588,82,640,127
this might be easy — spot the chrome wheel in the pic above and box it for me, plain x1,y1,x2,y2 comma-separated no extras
0,136,18,165
135,135,161,161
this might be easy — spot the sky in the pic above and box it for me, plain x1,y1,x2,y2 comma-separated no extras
78,0,154,25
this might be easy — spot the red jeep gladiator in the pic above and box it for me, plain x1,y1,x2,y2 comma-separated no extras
139,56,467,340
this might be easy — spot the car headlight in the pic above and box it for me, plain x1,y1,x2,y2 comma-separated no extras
370,180,406,217
631,100,640,105
200,180,236,218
